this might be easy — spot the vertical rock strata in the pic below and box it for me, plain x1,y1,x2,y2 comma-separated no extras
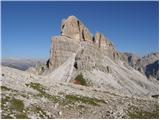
48,16,119,71
48,36,80,70
61,16,93,41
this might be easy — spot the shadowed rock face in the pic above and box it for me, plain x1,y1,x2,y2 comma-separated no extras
143,53,159,80
145,60,159,80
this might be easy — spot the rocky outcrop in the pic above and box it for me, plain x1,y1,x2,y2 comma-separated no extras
145,60,159,80
48,36,80,70
45,15,158,97
95,32,112,48
95,32,106,47
94,32,119,60
120,53,142,71
61,16,93,41
142,52,159,80
120,52,159,80
48,16,119,71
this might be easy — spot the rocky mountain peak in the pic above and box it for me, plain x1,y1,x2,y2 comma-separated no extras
67,15,78,21
60,16,116,49
48,16,120,71
61,15,93,41
95,32,114,48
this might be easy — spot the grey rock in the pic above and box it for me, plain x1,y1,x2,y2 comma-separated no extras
120,52,159,80
47,16,120,71
61,16,93,41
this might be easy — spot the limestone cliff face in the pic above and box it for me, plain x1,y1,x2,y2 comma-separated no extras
61,16,93,41
45,16,158,96
48,16,119,71
48,36,80,70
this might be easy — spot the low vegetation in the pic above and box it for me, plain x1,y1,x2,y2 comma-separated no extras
1,86,17,92
25,82,106,107
25,82,60,103
65,95,105,106
1,96,28,119
2,83,54,119
10,98,24,111
74,73,88,86
127,105,159,119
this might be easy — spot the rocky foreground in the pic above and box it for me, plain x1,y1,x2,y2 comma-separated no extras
1,16,159,119
1,66,159,119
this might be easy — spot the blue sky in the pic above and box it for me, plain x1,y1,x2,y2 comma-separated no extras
2,1,158,59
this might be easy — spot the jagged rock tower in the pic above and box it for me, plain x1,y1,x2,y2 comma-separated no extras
45,15,158,96
47,16,119,71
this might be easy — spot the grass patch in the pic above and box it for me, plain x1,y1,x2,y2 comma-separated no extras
10,98,24,111
65,95,105,106
1,96,28,119
1,86,17,92
74,73,88,86
127,105,159,119
25,82,60,103
25,82,44,93
1,86,29,99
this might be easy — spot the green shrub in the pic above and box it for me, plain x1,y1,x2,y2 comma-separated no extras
75,73,87,86
10,98,24,112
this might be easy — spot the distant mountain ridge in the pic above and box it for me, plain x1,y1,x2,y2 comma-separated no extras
120,52,159,80
1,58,46,71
